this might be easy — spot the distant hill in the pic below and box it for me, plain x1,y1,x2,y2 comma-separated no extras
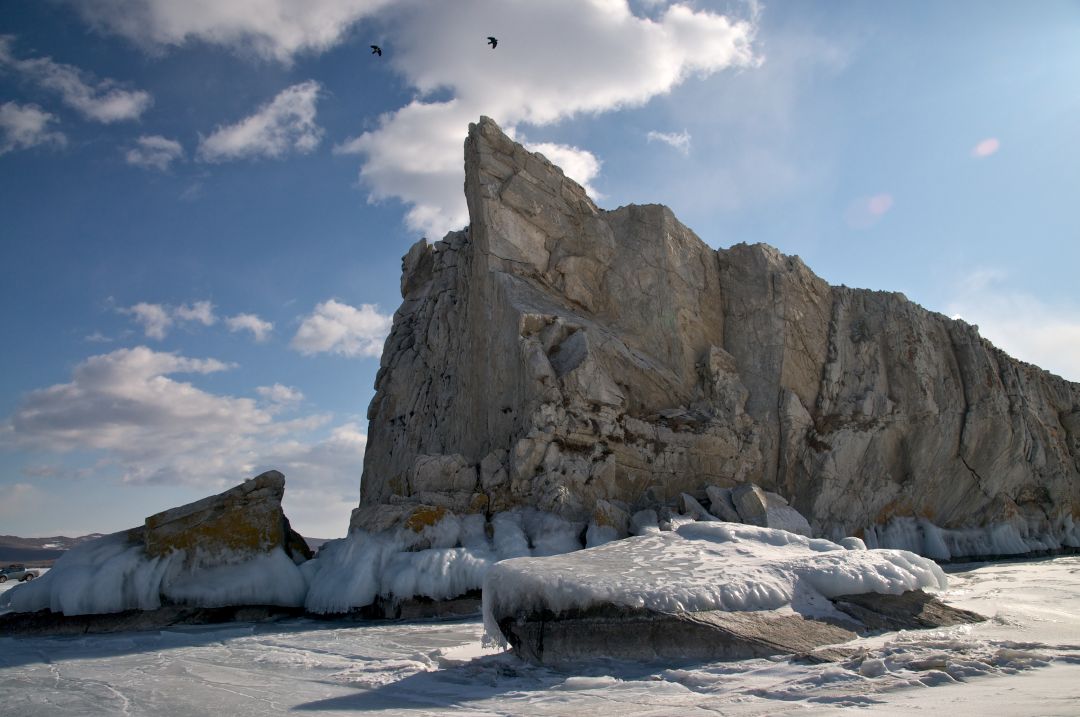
304,537,334,553
0,534,105,565
1,534,334,565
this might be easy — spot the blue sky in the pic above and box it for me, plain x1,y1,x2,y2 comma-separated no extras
1,1,1077,538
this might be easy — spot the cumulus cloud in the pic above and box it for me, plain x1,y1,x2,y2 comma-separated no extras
947,270,1080,382
122,302,173,339
647,129,691,154
0,35,152,122
337,0,757,236
174,300,217,326
6,347,242,457
256,383,303,405
264,422,366,533
226,313,274,342
2,346,367,531
291,299,392,358
845,193,894,229
66,0,394,63
0,101,67,155
197,81,323,162
125,135,183,170
120,300,216,339
972,137,1000,158
525,140,603,198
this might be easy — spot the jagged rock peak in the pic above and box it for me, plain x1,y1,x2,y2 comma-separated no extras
356,117,1080,561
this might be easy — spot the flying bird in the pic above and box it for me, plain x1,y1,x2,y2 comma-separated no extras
370,45,382,56
487,36,498,49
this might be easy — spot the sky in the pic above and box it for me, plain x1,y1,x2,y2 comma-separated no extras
1,1,1078,539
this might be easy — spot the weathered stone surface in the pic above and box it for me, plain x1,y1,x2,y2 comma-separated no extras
730,483,769,526
498,590,982,665
143,470,311,565
355,116,1080,557
705,485,742,522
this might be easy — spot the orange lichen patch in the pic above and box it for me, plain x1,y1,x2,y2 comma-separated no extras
874,499,915,525
387,475,407,496
873,498,938,526
144,507,284,559
467,493,490,514
592,508,615,528
405,505,448,532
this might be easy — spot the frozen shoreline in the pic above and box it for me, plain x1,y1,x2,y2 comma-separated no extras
2,556,1079,716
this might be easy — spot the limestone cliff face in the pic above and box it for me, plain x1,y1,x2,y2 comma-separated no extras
356,117,1080,556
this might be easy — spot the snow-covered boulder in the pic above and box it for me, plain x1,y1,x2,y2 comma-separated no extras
483,522,980,664
0,471,312,616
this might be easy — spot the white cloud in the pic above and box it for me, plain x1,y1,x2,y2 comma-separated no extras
2,347,367,532
525,141,603,199
175,300,217,326
647,129,691,154
256,383,303,405
125,135,183,170
845,193,894,229
120,300,216,338
0,101,67,155
6,347,242,459
337,0,757,237
0,35,152,123
122,302,173,339
291,299,392,358
266,422,366,534
972,137,1000,158
67,0,394,64
226,312,274,342
947,271,1080,382
197,81,323,162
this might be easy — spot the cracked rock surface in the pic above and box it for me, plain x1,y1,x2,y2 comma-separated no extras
355,117,1080,556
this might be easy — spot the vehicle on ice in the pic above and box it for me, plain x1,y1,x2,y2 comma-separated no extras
0,564,40,582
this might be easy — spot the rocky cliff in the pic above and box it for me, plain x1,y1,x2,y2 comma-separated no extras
355,117,1080,559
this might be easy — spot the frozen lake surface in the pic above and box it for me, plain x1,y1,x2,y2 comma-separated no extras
2,557,1079,715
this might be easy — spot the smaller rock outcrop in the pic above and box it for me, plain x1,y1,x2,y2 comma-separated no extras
138,470,312,565
500,591,983,665
483,520,978,665
0,471,312,622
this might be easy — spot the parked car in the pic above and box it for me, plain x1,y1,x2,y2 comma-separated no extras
0,564,40,582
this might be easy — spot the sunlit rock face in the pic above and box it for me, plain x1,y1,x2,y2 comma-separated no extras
140,470,312,566
356,116,1080,558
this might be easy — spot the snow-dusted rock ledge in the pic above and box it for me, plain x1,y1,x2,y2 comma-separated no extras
483,522,982,663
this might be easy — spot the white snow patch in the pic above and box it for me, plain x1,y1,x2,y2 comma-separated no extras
483,521,947,644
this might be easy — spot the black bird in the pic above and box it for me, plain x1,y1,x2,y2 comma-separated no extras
370,45,382,56
487,36,498,49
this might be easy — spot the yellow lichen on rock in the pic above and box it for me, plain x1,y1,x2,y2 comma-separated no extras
405,505,448,532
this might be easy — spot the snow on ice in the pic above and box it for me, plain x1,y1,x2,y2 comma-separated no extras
483,521,947,643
